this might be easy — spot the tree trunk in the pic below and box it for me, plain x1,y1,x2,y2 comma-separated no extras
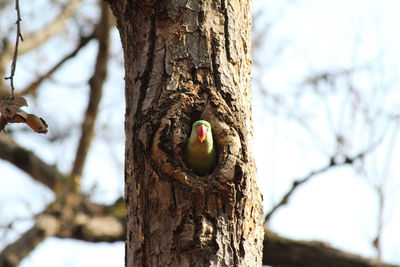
109,0,263,266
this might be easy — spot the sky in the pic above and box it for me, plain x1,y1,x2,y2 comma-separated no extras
1,0,400,266
252,0,400,262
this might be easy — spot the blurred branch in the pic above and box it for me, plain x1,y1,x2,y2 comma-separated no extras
0,221,55,267
263,229,399,267
0,0,83,77
264,151,370,224
0,134,63,191
0,195,125,267
54,196,125,242
17,33,95,96
374,187,384,260
17,0,82,55
302,68,356,88
372,119,399,259
0,5,115,265
70,2,111,187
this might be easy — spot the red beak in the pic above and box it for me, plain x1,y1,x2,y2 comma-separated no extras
197,124,207,142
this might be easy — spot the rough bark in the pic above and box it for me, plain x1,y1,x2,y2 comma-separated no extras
109,0,264,266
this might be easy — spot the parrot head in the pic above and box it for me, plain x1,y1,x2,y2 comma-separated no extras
192,120,210,143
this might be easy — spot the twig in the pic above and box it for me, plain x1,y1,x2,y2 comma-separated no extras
17,34,95,96
264,152,367,224
373,187,384,260
372,119,399,259
4,0,24,98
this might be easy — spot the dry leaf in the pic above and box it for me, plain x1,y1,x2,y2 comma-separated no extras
0,96,48,134
25,114,48,134
14,96,28,107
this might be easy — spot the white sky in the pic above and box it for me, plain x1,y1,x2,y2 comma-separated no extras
253,0,400,263
1,0,400,266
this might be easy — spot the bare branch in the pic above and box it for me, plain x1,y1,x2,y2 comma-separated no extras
52,194,125,242
17,33,95,96
264,151,368,224
4,0,23,97
55,214,124,242
0,134,64,190
374,187,384,260
8,0,82,55
0,196,124,267
372,120,399,259
263,230,399,267
0,219,57,267
70,2,111,186
50,194,124,242
0,0,83,80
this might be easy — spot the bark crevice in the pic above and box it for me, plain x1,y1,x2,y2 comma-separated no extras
136,11,157,118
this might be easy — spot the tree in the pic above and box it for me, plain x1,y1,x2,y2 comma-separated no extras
107,0,264,265
1,0,400,266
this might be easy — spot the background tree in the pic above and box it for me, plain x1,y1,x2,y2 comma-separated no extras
0,0,400,266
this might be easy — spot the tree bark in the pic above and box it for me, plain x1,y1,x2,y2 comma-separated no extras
109,0,263,266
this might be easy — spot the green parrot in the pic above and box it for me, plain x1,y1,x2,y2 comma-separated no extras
184,120,217,176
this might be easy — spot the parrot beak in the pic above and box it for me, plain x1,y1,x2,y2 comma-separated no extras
197,124,207,142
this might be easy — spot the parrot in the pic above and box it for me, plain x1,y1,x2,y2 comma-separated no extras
184,120,217,176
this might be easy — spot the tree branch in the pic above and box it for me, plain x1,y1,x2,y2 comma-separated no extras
264,152,367,224
263,230,398,267
19,0,83,55
70,2,111,186
0,216,59,267
55,214,124,242
52,195,125,243
0,0,83,80
4,0,23,97
0,195,124,267
0,134,64,191
17,34,95,96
